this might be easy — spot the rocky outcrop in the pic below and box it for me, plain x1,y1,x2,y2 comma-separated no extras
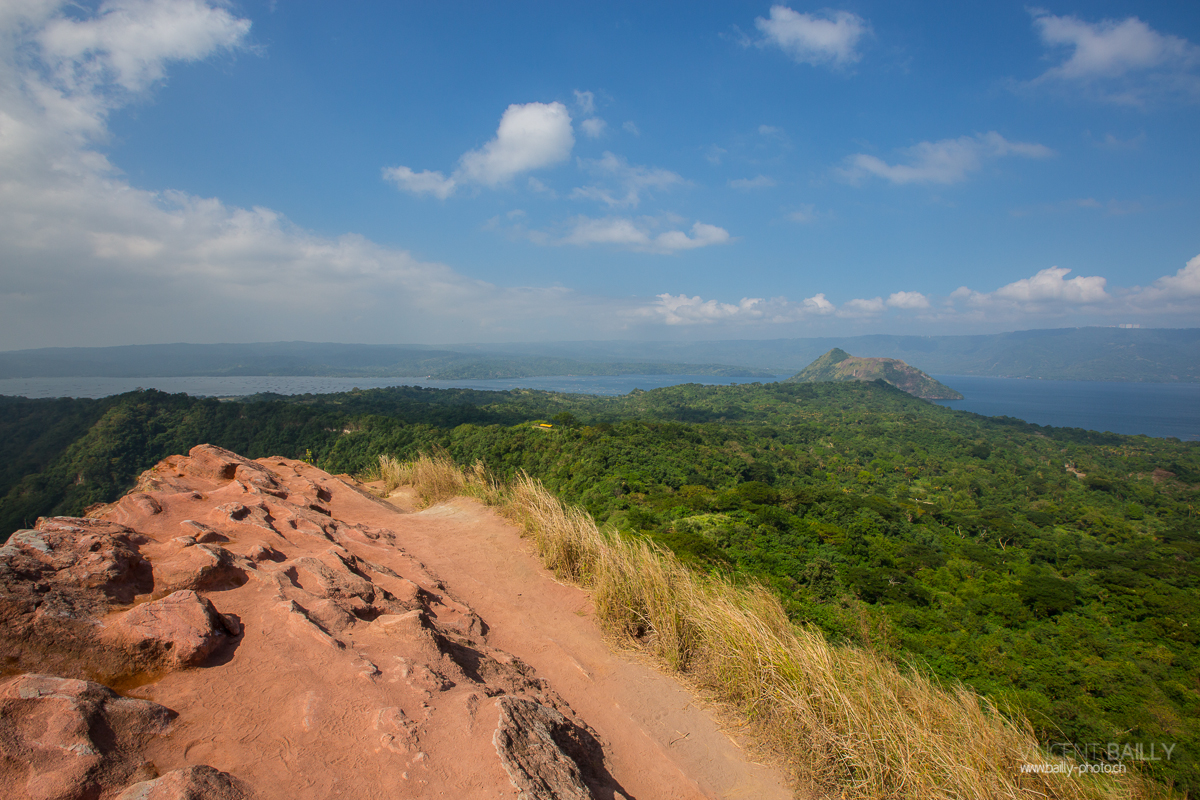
0,674,173,800
786,347,964,400
103,590,239,670
115,765,250,800
0,445,617,800
494,696,595,800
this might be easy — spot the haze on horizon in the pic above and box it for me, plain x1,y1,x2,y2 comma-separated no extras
0,0,1198,351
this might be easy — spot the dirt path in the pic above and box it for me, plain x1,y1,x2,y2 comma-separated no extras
358,490,797,800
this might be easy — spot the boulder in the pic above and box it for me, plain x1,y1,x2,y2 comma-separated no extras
104,590,237,670
115,764,252,800
493,696,594,800
0,674,173,800
0,519,154,679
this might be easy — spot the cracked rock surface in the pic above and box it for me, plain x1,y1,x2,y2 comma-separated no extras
0,444,793,800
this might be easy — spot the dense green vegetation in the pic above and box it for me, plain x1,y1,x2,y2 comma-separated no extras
1,382,1197,793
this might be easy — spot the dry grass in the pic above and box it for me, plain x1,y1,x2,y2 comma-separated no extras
376,450,497,507
383,455,1174,800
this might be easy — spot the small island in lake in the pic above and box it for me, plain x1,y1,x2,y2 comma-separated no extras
785,348,964,400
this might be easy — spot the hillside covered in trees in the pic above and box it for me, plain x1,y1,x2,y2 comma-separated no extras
1,382,1197,793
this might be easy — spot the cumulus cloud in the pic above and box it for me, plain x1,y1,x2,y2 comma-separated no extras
753,5,870,68
457,102,574,185
993,267,1108,303
947,267,1110,317
644,294,770,325
381,166,457,199
571,151,686,208
729,175,776,190
37,0,252,94
1128,254,1200,307
803,293,835,314
385,101,574,197
839,297,886,316
841,131,1053,185
632,289,935,326
886,291,929,309
0,1,639,346
556,217,730,254
622,120,639,135
1028,10,1200,104
635,292,838,325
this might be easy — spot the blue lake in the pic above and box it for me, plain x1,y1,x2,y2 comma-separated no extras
1,373,1197,441
930,375,1200,441
0,374,773,400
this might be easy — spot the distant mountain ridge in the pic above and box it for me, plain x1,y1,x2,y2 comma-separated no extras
3,327,1198,383
785,349,963,400
457,327,1200,383
0,342,773,381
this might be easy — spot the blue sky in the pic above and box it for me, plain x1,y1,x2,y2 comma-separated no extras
1,0,1198,348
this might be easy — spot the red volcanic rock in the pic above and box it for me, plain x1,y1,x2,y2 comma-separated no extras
0,519,154,680
0,674,173,800
104,590,237,670
115,765,250,800
0,444,792,800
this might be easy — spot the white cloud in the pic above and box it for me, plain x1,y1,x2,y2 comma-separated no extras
758,124,784,137
886,291,930,309
622,120,640,135
386,101,574,197
557,216,730,254
38,0,252,94
571,151,686,208
381,166,456,199
580,117,607,138
0,1,643,346
643,294,769,325
1130,254,1200,303
839,296,886,316
572,89,596,115
841,131,1054,185
457,102,575,186
754,5,870,69
705,145,726,165
729,175,775,190
803,293,835,314
1027,11,1200,104
947,267,1110,315
993,267,1108,303
634,290,902,326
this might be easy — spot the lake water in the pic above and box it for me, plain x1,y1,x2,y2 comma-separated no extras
0,374,774,400
1,374,1197,441
930,375,1200,441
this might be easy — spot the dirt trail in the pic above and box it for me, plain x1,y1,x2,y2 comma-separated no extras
368,491,797,800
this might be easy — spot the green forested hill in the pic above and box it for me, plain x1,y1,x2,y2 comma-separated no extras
1,383,1198,792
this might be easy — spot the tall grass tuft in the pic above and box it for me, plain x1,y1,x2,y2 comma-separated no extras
376,450,496,507
386,457,1173,800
